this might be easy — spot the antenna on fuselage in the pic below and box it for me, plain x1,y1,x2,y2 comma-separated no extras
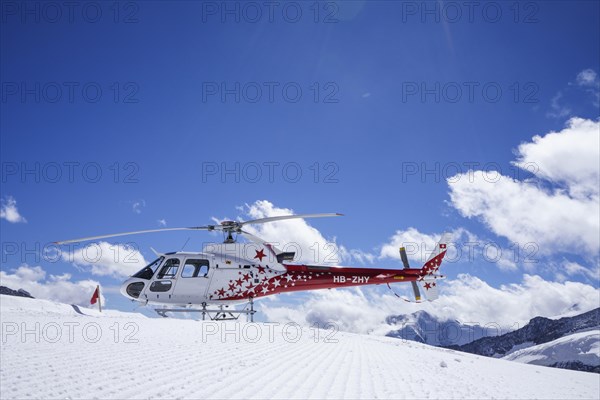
179,237,191,251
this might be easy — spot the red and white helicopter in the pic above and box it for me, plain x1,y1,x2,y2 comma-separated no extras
56,214,451,320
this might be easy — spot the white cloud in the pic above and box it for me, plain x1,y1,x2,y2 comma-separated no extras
11,265,46,281
261,274,600,333
379,227,473,264
449,172,599,256
132,200,145,214
379,227,441,263
576,69,599,87
61,241,148,278
157,219,167,227
547,92,571,118
513,117,599,198
576,68,600,107
430,274,599,327
492,251,518,272
347,249,376,264
0,264,102,306
240,200,349,264
0,196,27,223
547,69,600,117
376,227,519,270
448,118,600,258
561,260,599,281
261,288,389,335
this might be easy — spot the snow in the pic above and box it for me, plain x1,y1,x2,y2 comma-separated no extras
1,295,599,399
503,330,600,367
0,295,148,319
494,341,536,358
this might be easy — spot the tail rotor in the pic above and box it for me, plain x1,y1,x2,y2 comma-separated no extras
388,233,451,303
400,247,422,302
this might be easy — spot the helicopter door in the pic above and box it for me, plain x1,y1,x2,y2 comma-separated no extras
173,257,214,303
146,257,180,302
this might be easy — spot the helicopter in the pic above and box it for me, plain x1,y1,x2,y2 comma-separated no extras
55,214,451,320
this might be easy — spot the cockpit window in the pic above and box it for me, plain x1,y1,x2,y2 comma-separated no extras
132,257,164,280
181,259,210,278
156,258,180,279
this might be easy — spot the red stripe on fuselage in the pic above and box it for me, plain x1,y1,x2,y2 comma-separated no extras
265,264,421,293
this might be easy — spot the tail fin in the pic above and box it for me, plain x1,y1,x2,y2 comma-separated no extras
418,232,452,301
419,278,440,301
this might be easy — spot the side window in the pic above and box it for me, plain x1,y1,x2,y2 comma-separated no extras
181,259,210,278
149,280,172,292
156,258,180,279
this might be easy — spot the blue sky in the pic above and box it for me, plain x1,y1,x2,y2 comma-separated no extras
1,1,599,324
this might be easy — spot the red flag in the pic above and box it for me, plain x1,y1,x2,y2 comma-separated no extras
90,286,99,305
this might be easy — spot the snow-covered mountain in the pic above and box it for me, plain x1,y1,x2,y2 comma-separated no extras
385,311,500,347
0,285,33,298
503,330,600,373
1,295,599,399
446,308,600,372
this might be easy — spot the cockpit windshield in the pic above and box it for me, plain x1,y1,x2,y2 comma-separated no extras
132,257,164,280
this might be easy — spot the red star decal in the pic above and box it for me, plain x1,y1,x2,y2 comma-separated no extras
242,273,251,282
217,288,226,297
228,282,236,291
254,249,266,261
257,265,266,274
236,278,243,286
424,282,432,289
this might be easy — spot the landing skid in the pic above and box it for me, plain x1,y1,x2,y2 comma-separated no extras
154,298,256,321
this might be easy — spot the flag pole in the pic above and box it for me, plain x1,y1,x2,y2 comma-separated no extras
97,285,102,313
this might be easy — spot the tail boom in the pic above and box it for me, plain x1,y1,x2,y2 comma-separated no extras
217,234,452,302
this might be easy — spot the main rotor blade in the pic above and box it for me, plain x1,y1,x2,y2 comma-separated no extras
54,213,343,245
54,227,210,245
239,213,343,227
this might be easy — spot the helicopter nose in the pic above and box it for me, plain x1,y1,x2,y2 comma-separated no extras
120,279,145,300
